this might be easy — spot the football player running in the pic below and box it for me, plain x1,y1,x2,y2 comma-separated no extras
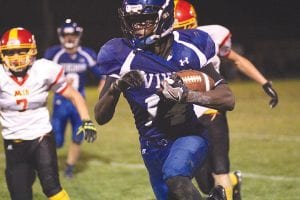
0,27,97,200
94,0,235,199
44,19,104,178
174,0,279,200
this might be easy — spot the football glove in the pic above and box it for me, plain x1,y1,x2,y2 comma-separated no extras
262,81,278,108
161,74,188,102
112,70,144,92
77,120,97,143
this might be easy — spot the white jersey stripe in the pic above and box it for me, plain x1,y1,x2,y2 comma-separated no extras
119,50,136,76
78,47,97,66
52,48,66,63
48,67,64,90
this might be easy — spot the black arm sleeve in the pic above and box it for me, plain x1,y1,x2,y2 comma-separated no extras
94,76,121,125
200,63,227,85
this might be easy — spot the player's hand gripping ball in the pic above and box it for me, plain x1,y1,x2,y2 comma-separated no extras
161,70,215,102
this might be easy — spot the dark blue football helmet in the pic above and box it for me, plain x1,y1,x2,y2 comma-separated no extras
118,0,174,49
57,19,83,49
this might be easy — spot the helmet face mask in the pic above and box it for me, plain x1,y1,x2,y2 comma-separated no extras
57,19,83,49
174,0,198,30
174,18,197,30
0,27,37,72
119,0,174,49
60,34,80,49
123,12,158,39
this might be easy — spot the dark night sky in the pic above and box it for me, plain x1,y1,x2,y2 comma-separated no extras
0,0,299,77
0,0,298,51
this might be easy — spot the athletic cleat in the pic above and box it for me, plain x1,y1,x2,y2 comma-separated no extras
206,185,227,200
64,169,73,179
64,165,74,179
233,170,242,200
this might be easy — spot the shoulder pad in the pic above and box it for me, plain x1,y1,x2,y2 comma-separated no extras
97,38,132,76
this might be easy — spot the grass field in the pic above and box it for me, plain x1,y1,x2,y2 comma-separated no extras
0,79,300,200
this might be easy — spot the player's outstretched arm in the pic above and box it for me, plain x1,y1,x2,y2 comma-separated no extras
228,50,268,85
228,50,279,108
262,81,278,108
61,85,97,142
62,85,92,121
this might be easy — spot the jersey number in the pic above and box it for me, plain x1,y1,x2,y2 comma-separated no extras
145,94,160,126
66,73,80,90
16,99,28,111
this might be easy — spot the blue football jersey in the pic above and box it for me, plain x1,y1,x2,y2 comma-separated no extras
97,29,219,141
44,45,103,97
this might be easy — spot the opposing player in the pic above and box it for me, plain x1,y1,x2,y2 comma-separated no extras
94,0,235,199
44,19,104,178
0,27,97,200
174,0,279,199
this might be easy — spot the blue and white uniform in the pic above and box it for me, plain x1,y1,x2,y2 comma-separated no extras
98,29,223,199
44,45,103,146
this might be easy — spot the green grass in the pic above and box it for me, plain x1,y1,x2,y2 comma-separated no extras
1,79,300,200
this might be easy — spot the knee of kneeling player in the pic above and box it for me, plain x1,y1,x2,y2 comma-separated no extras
48,189,70,200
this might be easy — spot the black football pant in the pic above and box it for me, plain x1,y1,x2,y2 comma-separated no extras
195,111,230,194
4,132,62,200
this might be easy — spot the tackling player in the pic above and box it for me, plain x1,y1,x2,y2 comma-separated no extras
44,19,104,178
94,0,235,199
0,27,97,200
174,0,279,199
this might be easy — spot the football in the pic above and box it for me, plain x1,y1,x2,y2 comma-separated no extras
175,70,215,92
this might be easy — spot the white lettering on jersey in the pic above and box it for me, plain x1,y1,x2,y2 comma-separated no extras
60,63,87,73
143,72,173,89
